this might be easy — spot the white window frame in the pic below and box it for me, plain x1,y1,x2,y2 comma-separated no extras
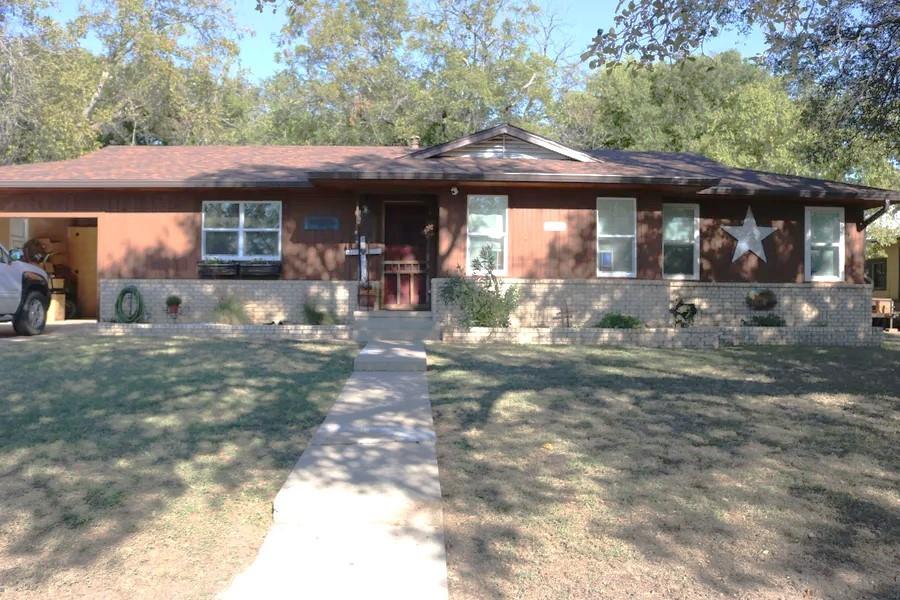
201,200,282,261
662,203,700,280
466,195,509,275
595,196,636,278
804,206,845,282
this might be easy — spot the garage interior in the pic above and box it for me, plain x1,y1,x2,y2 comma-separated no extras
0,217,98,321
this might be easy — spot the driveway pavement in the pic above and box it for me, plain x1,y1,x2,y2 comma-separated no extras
0,320,97,340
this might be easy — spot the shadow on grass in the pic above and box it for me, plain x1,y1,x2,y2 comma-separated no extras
0,335,355,593
427,340,900,599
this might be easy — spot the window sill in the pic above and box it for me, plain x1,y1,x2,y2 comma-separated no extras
663,274,700,281
806,276,845,283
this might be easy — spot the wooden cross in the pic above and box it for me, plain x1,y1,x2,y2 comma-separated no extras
344,235,382,284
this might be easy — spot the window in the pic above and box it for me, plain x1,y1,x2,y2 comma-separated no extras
304,216,340,231
805,206,844,281
202,201,281,260
596,197,636,277
662,203,700,279
467,195,508,274
866,258,887,290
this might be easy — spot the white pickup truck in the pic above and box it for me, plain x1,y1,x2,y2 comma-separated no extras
0,244,50,335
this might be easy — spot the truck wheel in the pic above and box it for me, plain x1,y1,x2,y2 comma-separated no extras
13,291,48,336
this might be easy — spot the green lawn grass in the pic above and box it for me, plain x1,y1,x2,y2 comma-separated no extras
0,335,355,599
428,339,900,600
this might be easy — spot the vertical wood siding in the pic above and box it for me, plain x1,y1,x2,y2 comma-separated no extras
0,186,870,285
438,187,867,284
0,188,358,280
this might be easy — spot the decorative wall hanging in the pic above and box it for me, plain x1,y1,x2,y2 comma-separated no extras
722,207,775,263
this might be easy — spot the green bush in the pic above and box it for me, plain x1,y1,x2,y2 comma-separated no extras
742,313,786,327
439,247,519,327
213,296,249,325
303,302,337,325
594,312,643,329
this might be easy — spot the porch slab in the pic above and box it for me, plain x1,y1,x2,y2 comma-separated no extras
353,340,427,371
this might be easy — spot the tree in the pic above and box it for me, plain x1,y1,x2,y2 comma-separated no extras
261,0,566,146
866,207,900,257
412,0,562,144
582,0,900,157
78,0,249,146
266,0,420,145
0,2,98,163
554,52,814,175
1,0,260,164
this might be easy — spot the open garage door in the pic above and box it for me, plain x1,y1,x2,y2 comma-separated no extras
0,216,98,320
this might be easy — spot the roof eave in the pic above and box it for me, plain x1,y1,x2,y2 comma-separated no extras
699,185,899,205
0,179,314,189
306,171,720,186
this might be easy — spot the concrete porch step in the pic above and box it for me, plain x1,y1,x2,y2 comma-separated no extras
354,329,439,342
352,311,438,342
353,310,433,320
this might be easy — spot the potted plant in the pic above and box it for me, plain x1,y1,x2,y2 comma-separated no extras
358,282,378,310
165,295,182,316
198,258,238,279
239,259,281,279
746,288,778,310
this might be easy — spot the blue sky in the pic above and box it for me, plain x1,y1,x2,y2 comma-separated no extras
52,0,768,81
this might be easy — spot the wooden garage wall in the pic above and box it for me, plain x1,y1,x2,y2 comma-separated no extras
0,188,358,280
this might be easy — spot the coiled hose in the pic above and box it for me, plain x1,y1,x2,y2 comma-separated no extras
115,286,145,323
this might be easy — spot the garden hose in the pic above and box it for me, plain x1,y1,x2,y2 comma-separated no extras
114,286,145,323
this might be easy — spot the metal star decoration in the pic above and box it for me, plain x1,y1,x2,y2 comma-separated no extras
722,207,776,263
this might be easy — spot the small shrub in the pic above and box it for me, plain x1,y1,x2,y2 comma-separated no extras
439,246,519,327
670,296,698,328
303,302,337,325
165,294,182,307
594,313,643,329
742,314,786,327
746,288,778,310
213,296,249,325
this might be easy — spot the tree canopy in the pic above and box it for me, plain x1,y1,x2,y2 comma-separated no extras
0,0,257,163
582,0,900,161
1,0,897,217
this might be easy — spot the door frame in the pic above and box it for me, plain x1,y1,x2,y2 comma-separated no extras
380,199,435,310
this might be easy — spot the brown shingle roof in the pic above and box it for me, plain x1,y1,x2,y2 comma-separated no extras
0,142,895,204
588,149,898,203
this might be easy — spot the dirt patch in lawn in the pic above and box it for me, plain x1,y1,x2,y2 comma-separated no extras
0,335,355,599
428,340,900,599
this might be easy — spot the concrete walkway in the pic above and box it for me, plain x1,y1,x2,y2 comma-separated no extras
221,341,448,600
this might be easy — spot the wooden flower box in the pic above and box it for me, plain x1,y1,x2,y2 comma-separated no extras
239,261,282,279
198,261,239,279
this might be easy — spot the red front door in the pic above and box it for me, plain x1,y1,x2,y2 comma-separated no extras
383,203,429,308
